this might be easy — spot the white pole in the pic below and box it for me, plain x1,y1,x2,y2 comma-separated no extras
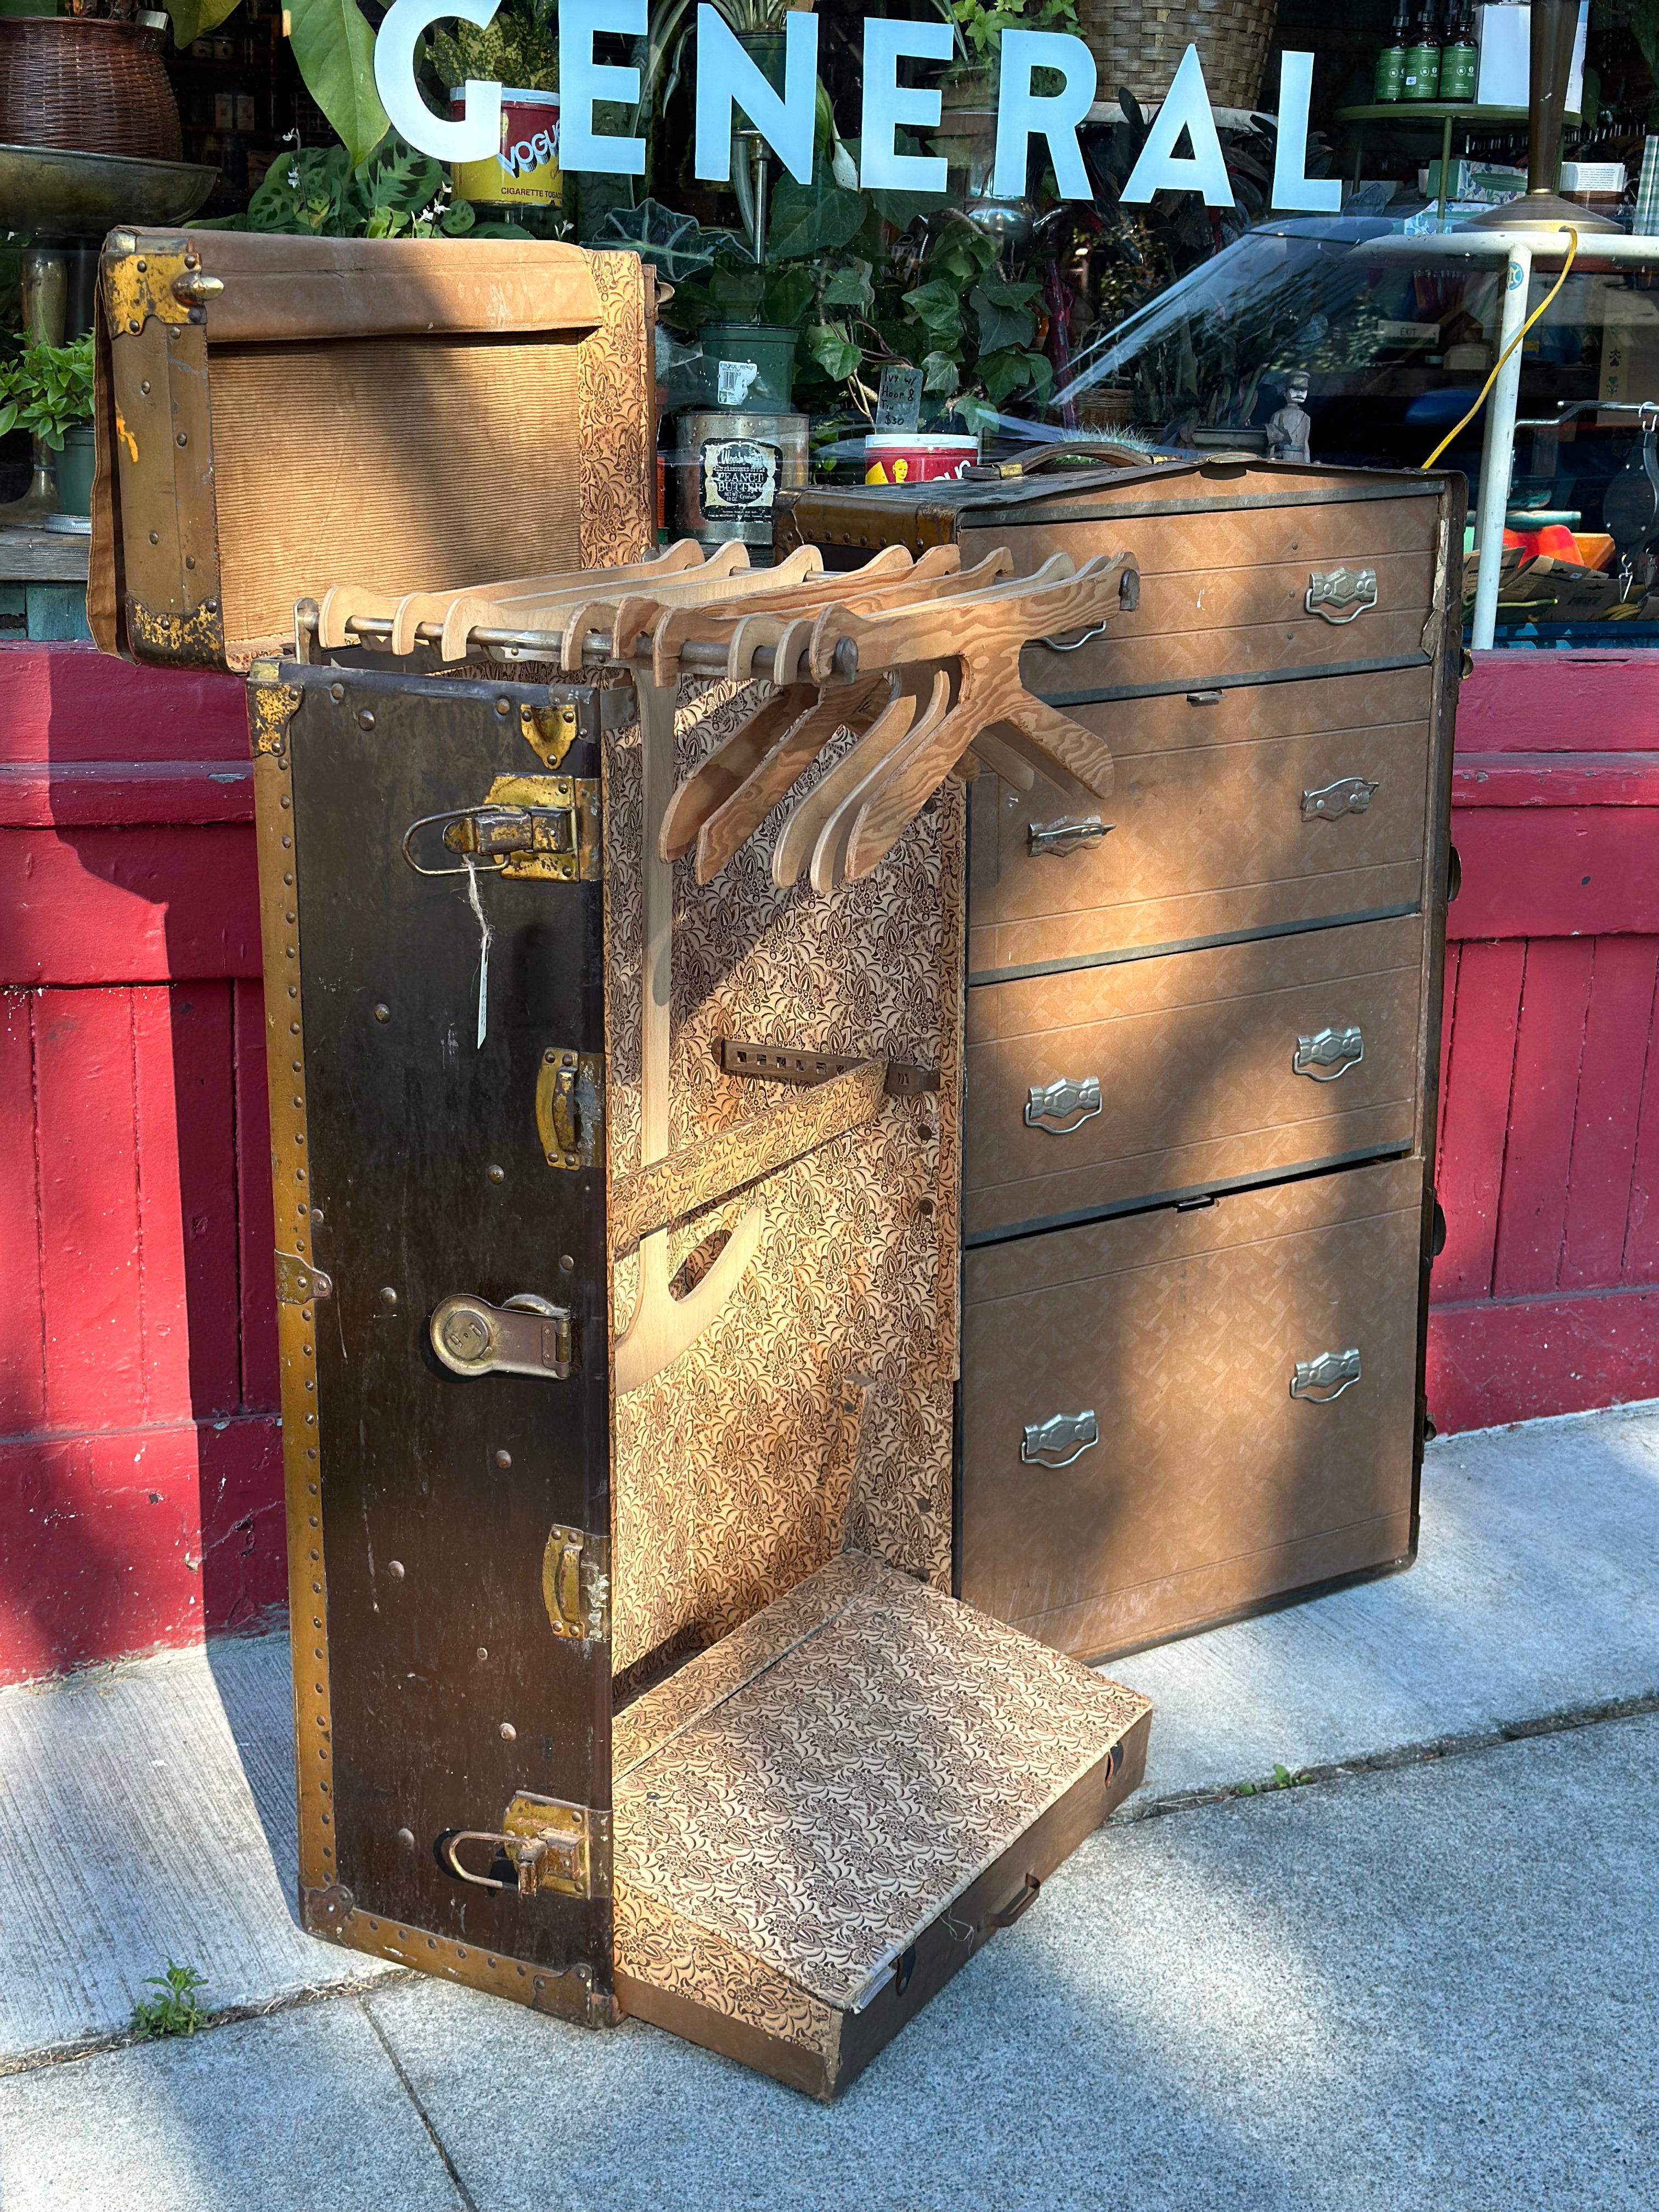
1471,241,1533,652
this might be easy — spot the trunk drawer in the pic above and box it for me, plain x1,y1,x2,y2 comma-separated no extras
966,914,1425,1237
960,1157,1425,1658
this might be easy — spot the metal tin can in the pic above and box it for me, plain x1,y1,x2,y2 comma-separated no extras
670,409,809,548
449,87,561,207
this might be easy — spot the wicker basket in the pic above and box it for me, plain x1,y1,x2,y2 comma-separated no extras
1081,0,1278,112
0,16,182,163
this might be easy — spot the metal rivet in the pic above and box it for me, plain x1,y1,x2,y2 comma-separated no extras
495,697,512,716
283,872,294,887
476,1646,488,1661
499,1722,516,1741
281,835,293,850
329,682,344,703
559,1254,574,1272
494,1448,511,1469
373,1003,390,1023
487,1164,505,1184
379,1287,397,1309
176,431,187,447
397,1828,415,1850
139,379,151,394
918,1198,935,1217
184,554,195,571
387,1560,405,1579
148,529,159,545
205,600,218,614
357,710,375,731
311,1206,323,1223
289,1019,300,1032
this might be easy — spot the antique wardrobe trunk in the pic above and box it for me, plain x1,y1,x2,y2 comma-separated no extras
249,651,1149,2098
777,459,1463,1662
88,233,655,670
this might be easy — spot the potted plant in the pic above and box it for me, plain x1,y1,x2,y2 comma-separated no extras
0,334,94,518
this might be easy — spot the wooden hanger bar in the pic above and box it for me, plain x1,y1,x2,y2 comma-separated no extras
559,546,826,674
316,540,714,652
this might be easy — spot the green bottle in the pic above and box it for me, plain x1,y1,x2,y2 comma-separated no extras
1438,1,1476,101
1403,0,1441,101
1375,1,1409,101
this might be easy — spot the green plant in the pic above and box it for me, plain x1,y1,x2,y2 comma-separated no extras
949,0,1082,66
0,334,93,451
159,0,390,170
1237,1763,1315,1796
429,6,558,94
129,1962,209,2039
204,134,515,239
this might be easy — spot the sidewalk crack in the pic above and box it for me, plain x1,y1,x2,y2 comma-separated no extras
360,1995,478,2212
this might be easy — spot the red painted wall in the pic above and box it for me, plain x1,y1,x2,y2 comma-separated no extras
1,641,1654,1682
0,644,281,1684
1429,652,1659,1434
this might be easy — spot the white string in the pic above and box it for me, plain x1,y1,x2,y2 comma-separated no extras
464,857,493,1049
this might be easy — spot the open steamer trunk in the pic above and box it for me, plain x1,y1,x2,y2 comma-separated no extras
245,514,1149,2097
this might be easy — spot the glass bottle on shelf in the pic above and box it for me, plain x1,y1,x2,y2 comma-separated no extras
1438,0,1477,103
1403,0,1442,103
1376,0,1410,102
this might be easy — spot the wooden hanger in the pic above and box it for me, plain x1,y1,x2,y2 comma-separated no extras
771,672,947,890
558,546,827,674
807,552,1136,881
612,673,764,1397
719,545,1013,692
315,539,714,653
659,550,1022,879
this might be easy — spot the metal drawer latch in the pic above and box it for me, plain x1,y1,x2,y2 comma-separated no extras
430,1291,574,1380
444,1792,611,1899
1306,568,1378,623
1025,1075,1102,1134
1022,1409,1099,1468
1027,815,1112,858
1290,1348,1362,1403
1302,776,1379,823
1294,1026,1364,1081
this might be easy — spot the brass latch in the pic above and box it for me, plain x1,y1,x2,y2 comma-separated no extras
430,1292,574,1379
444,1793,612,1899
542,1522,610,1642
400,775,600,882
535,1049,603,1170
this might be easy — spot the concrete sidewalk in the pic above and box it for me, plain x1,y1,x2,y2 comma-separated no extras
3,1403,1657,2208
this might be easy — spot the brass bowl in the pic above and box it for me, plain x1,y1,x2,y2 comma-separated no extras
0,143,216,243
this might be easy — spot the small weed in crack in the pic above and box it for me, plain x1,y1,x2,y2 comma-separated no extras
1237,1763,1315,1796
130,1962,208,2039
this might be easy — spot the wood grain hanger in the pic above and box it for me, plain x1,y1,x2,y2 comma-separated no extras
658,549,1022,880
806,552,1137,882
315,539,715,653
558,546,826,674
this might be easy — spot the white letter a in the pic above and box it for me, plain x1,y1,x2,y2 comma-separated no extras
1121,45,1233,207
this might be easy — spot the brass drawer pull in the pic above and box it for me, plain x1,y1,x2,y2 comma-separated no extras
1290,1348,1362,1402
1021,1409,1098,1467
1302,776,1379,823
1027,814,1111,858
1293,1025,1363,1081
1306,567,1378,623
430,1291,574,1379
1025,1075,1102,1133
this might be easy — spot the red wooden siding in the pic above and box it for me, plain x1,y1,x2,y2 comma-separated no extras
1427,652,1659,1432
0,644,279,1685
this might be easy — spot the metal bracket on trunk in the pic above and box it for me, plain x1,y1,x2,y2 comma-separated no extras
716,1037,939,1096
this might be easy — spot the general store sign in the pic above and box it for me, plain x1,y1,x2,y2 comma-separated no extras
375,0,1339,212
